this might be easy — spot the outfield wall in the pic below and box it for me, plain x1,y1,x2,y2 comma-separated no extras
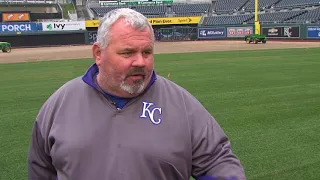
196,24,320,40
0,31,87,47
0,20,319,48
84,23,320,44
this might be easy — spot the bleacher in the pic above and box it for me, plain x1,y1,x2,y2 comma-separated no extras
204,14,253,25
245,10,307,23
2,0,320,25
286,7,320,23
90,3,210,18
171,3,210,16
214,0,248,13
243,0,280,11
89,0,320,24
0,5,58,13
91,5,167,18
213,0,320,12
133,4,167,17
91,6,128,17
0,0,62,21
273,0,320,8
206,0,320,25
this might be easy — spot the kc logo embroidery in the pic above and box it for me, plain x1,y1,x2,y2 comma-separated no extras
140,102,162,125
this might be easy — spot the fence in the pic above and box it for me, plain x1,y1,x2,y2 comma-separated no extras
0,20,319,47
156,24,320,41
157,26,198,41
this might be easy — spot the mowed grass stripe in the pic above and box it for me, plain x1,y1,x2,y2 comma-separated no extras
0,47,319,180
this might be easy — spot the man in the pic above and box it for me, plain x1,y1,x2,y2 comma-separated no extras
27,8,246,180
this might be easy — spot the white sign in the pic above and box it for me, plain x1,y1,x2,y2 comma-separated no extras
42,21,85,31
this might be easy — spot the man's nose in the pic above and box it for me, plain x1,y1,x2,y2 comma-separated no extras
132,53,147,67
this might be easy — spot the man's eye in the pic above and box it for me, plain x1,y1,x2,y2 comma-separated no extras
121,52,132,56
142,51,152,55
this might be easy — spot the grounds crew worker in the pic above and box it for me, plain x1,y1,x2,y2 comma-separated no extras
27,8,246,180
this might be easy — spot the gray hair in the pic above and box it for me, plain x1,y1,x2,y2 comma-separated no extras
96,8,154,49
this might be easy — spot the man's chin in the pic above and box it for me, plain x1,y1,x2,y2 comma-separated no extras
120,82,145,96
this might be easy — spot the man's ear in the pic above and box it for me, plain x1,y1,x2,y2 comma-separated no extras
92,42,102,66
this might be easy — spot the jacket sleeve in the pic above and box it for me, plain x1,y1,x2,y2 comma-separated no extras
27,102,57,180
191,115,246,180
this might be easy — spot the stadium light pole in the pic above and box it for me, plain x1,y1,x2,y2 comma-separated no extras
254,0,261,34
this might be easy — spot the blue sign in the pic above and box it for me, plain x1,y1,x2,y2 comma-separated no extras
307,26,320,39
0,22,42,32
198,27,226,39
88,31,97,44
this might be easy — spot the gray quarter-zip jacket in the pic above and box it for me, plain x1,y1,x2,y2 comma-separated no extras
28,71,246,180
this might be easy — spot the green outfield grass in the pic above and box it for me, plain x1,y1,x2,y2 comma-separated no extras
1,47,320,180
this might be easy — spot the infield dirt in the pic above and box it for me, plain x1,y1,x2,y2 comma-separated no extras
1,40,320,64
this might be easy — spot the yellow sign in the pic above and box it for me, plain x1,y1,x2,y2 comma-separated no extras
85,16,201,28
148,16,201,25
85,20,100,28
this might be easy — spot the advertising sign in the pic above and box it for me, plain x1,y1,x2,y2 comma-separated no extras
198,27,226,39
0,22,41,32
42,21,86,31
227,26,253,37
307,26,320,39
2,12,30,22
85,20,100,28
148,16,201,25
262,26,300,38
88,31,97,44
85,17,201,27
99,0,173,6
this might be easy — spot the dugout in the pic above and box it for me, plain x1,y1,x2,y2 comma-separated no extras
0,31,87,48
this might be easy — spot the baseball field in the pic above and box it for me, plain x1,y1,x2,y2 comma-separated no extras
1,40,320,180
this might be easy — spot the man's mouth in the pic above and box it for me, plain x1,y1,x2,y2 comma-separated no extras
127,74,145,81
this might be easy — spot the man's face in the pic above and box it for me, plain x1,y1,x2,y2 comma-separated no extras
93,19,154,98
